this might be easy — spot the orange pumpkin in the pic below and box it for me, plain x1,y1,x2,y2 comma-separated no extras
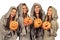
34,18,42,28
42,21,51,30
10,21,18,31
24,17,32,26
27,17,33,25
24,18,28,26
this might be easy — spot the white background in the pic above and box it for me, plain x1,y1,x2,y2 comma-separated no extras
0,0,60,40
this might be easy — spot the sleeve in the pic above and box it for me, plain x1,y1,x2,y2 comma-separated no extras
49,20,59,37
18,17,26,35
0,16,7,35
30,23,35,40
16,18,21,36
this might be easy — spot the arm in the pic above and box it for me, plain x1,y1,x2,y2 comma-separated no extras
49,20,59,37
18,17,26,35
0,16,7,35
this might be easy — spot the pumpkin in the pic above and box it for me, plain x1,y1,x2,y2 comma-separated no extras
10,21,18,31
24,18,28,26
24,17,32,26
34,18,42,28
27,17,33,25
42,21,51,30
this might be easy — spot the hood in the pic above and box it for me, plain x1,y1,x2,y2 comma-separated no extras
30,3,45,21
17,3,29,17
5,6,18,20
52,6,58,20
46,6,58,20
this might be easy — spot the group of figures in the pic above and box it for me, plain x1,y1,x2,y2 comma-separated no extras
0,3,58,40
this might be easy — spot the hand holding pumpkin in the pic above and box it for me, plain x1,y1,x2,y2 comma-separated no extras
34,18,42,28
42,21,51,30
9,21,18,31
24,17,33,26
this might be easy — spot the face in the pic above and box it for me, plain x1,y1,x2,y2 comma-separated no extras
10,9,17,17
47,8,53,16
34,5,40,14
22,5,28,14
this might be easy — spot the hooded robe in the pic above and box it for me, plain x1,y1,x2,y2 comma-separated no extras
30,3,45,40
17,3,31,40
0,6,18,40
43,6,59,40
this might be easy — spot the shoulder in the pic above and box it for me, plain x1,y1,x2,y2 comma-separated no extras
51,20,57,26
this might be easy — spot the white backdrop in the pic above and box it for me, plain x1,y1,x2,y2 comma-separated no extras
0,0,60,40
